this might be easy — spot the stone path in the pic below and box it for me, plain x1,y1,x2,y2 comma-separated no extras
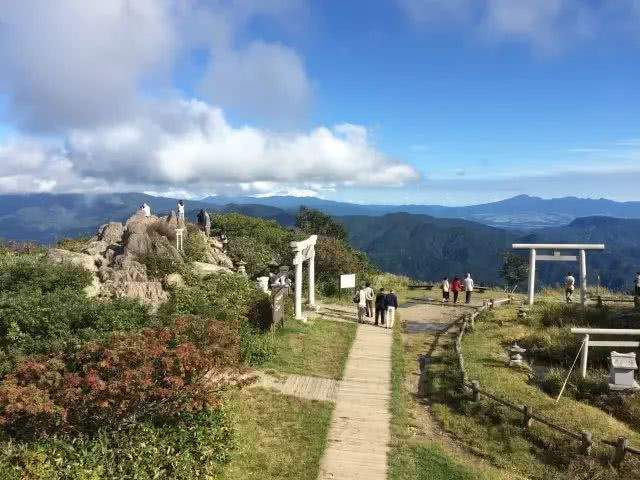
318,323,393,480
254,371,339,402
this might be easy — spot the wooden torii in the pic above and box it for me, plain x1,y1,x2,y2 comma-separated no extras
512,243,605,306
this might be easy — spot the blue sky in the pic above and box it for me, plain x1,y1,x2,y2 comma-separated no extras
0,1,639,205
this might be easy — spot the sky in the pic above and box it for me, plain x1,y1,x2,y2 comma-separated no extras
0,0,639,206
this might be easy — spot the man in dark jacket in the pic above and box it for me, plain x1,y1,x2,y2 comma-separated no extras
375,288,387,326
385,289,398,329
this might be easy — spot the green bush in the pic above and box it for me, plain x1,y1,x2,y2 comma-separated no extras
183,225,209,263
0,256,92,294
55,236,91,253
0,290,150,376
314,236,376,283
0,408,233,479
227,236,275,277
139,252,184,279
539,367,567,397
295,206,348,241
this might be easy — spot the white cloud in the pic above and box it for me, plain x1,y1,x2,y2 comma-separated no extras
202,41,312,125
0,0,175,131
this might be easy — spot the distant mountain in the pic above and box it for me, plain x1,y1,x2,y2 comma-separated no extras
218,204,296,227
203,194,640,229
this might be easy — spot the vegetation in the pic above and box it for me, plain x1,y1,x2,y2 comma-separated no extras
55,236,91,253
295,206,347,241
499,252,528,291
262,317,357,379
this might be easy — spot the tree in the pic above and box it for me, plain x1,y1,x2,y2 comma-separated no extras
295,207,347,241
500,252,529,292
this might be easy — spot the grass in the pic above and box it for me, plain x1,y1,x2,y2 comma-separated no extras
217,388,333,480
261,316,357,379
388,302,508,480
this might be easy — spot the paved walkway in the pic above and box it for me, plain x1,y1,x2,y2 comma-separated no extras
254,372,339,402
318,323,393,480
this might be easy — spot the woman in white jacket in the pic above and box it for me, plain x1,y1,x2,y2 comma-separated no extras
441,277,450,303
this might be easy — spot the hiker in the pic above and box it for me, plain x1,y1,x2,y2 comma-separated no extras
375,288,387,326
220,231,228,252
196,209,211,236
565,272,576,303
386,289,398,329
140,203,151,217
451,276,462,303
355,284,368,323
364,282,374,317
177,200,185,224
441,277,450,303
635,272,640,297
464,273,474,304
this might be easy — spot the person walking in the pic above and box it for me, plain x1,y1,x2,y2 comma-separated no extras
451,276,462,303
177,200,185,224
375,288,387,326
364,282,374,317
386,289,398,329
565,272,576,303
355,284,368,323
441,277,450,303
463,273,474,304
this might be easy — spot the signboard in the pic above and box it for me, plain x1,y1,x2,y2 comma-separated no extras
340,274,356,289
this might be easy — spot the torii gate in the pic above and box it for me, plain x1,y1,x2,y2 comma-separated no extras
290,235,317,320
512,243,605,306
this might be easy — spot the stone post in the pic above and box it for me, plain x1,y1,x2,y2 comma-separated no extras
528,248,536,305
294,260,303,320
308,251,315,307
579,249,587,306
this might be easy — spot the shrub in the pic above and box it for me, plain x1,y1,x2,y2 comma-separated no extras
0,240,44,256
0,316,240,437
146,221,176,243
295,206,348,241
227,236,275,277
0,408,233,479
55,236,91,253
0,290,150,376
538,303,610,328
0,256,92,294
314,236,376,283
139,252,184,279
183,225,209,263
539,367,567,397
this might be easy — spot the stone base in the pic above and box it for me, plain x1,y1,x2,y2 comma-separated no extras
608,381,640,392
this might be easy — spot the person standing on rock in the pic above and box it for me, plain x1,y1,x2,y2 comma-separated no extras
177,200,185,224
634,272,640,297
386,289,398,329
463,273,474,304
451,276,462,303
565,272,576,303
140,203,151,217
375,288,387,326
441,277,450,303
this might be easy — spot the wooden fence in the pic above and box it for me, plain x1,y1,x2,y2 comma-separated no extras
450,298,640,467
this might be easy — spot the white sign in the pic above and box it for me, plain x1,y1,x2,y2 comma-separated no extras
340,274,356,289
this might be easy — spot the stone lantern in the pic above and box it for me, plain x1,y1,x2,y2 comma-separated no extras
236,260,247,276
608,351,640,391
507,343,527,367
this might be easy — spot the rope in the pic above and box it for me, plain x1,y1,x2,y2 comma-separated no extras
555,338,586,404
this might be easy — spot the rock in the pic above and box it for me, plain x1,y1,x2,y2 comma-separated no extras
125,232,154,257
192,261,233,277
102,279,168,306
164,273,186,289
83,275,102,298
98,222,124,245
125,212,159,235
205,248,234,269
166,211,179,230
83,240,108,257
47,249,98,272
208,237,224,250
152,235,183,264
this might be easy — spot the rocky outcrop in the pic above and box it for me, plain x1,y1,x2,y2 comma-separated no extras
164,273,186,289
47,248,98,272
192,262,233,277
83,240,108,257
98,222,124,245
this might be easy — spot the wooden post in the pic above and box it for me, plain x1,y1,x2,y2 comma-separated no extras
611,437,628,467
528,248,536,305
581,431,593,456
522,405,533,429
580,334,589,379
471,381,480,402
579,249,587,306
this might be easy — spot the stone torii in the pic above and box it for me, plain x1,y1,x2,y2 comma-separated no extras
512,243,605,306
290,235,317,320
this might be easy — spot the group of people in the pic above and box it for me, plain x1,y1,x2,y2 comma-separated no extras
354,282,398,328
440,273,475,304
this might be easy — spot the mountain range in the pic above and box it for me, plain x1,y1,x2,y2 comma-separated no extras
1,193,639,290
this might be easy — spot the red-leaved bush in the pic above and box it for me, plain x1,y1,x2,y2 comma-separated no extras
0,316,241,438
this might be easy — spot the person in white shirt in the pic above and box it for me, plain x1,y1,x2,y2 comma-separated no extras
565,272,576,303
177,200,185,224
356,284,368,323
441,277,450,303
634,272,640,297
140,203,151,217
364,282,374,317
463,273,474,304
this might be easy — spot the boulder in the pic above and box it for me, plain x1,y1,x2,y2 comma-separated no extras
46,249,98,272
98,222,124,245
102,279,168,306
166,211,179,230
192,261,233,277
124,232,154,257
208,237,224,250
164,273,186,289
83,275,102,298
205,248,234,269
83,240,108,257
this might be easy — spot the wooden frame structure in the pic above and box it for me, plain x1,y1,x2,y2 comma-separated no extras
512,243,605,306
571,327,640,378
